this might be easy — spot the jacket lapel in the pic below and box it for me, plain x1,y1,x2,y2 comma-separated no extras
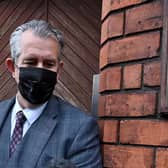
16,96,60,167
0,97,15,166
0,97,15,130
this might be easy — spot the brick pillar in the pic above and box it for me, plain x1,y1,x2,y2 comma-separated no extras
99,0,164,167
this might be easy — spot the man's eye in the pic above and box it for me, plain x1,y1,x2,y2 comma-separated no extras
46,62,55,67
24,61,36,65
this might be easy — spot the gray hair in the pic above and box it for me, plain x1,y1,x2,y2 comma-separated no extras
10,19,64,63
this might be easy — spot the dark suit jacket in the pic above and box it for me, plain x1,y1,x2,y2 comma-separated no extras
0,95,102,168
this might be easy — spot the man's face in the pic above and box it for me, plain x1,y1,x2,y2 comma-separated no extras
12,30,62,84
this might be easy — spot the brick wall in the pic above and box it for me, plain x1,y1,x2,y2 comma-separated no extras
99,0,164,167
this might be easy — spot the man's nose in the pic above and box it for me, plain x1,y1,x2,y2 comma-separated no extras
36,63,44,68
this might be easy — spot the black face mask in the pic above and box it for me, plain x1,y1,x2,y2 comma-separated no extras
18,67,57,104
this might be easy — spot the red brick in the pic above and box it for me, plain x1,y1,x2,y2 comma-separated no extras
123,64,142,89
144,61,161,86
104,145,153,168
125,1,162,34
99,44,108,68
120,120,168,146
103,120,118,143
101,0,111,20
100,31,160,68
99,67,121,92
156,148,168,168
98,95,105,116
102,92,156,117
101,12,124,44
102,0,146,20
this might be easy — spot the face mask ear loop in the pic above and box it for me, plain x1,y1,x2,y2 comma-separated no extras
12,57,20,69
14,63,19,70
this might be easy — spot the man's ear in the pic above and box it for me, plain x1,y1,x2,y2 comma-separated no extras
57,61,63,80
5,58,15,77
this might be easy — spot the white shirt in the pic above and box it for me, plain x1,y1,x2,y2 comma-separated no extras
10,97,48,138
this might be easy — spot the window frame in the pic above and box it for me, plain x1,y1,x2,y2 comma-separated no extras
160,0,168,115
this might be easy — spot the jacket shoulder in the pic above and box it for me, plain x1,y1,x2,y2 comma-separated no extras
0,97,15,107
52,96,95,121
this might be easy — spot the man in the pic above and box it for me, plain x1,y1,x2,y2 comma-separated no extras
0,20,102,168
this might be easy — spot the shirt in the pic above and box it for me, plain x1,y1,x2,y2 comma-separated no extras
10,97,47,138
